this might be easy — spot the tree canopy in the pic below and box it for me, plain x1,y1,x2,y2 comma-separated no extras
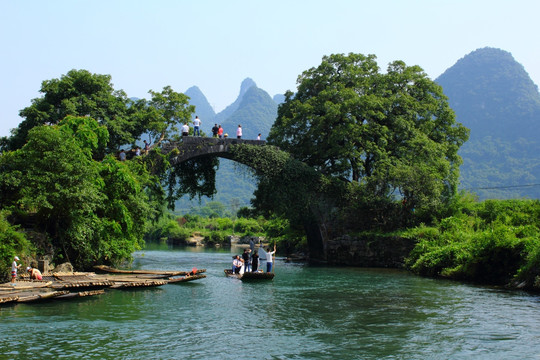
268,53,469,219
1,69,140,153
0,116,155,269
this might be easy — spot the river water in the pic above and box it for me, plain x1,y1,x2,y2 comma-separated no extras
2,245,540,359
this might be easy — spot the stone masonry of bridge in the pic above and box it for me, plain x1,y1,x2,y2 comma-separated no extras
162,136,266,165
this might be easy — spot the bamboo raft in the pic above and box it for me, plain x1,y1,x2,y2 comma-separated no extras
224,269,275,280
93,265,206,277
1,266,206,306
167,274,207,283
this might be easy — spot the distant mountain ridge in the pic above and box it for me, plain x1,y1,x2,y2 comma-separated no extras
175,78,280,211
436,47,540,199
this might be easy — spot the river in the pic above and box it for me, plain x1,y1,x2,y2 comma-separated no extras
2,245,540,359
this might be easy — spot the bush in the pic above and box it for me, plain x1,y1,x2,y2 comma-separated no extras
233,218,263,235
405,199,540,287
0,210,32,282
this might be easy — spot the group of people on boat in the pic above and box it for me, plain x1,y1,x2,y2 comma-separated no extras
232,244,276,274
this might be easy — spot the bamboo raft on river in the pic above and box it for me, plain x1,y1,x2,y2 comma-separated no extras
0,266,206,306
224,269,275,280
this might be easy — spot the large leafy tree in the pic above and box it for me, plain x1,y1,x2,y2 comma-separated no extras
268,53,469,219
143,86,195,148
1,69,141,153
0,117,153,269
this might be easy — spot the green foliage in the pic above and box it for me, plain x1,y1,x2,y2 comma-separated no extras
264,215,307,254
436,47,540,199
405,199,540,288
1,69,139,153
0,210,32,282
267,53,469,231
0,119,152,269
233,217,263,235
144,86,195,147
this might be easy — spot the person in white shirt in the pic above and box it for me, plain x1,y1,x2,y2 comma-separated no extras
11,256,20,284
236,125,242,139
232,255,244,274
182,123,190,136
193,116,202,136
259,244,276,272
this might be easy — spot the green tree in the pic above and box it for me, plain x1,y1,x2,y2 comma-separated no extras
268,53,469,222
144,86,195,148
0,117,151,269
1,69,139,153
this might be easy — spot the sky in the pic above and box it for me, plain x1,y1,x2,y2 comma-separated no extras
1,0,539,138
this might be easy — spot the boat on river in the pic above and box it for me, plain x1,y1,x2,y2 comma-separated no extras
224,269,275,280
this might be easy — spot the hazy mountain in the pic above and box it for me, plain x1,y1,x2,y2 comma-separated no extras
185,86,216,135
214,78,257,125
218,86,278,139
273,94,285,105
174,78,279,213
436,47,540,199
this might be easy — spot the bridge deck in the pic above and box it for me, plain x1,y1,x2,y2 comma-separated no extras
164,136,266,164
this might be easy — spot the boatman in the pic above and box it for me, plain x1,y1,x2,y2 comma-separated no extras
259,244,276,273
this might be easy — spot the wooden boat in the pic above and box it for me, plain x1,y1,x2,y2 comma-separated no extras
224,269,274,280
166,274,206,284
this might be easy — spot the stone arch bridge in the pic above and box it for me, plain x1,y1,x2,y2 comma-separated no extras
160,136,327,262
162,136,266,166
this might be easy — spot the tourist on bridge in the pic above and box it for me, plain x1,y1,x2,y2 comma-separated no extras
257,133,261,140
143,139,150,153
182,123,190,136
236,124,242,139
11,256,20,285
193,116,202,136
212,124,219,138
27,267,43,281
218,125,223,138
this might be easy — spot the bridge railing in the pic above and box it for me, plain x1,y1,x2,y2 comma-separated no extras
162,136,266,153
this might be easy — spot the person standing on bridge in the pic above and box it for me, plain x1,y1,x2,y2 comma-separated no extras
182,123,190,136
218,125,223,138
212,124,219,138
193,116,202,136
236,124,242,139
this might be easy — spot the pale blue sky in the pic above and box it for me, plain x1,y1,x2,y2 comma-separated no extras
1,0,539,137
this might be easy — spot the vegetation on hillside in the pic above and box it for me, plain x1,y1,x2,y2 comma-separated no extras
436,47,540,199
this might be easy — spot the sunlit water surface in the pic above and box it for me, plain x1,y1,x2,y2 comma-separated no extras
2,245,540,359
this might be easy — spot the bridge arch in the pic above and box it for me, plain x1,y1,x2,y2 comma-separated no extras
161,136,326,261
164,137,281,173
